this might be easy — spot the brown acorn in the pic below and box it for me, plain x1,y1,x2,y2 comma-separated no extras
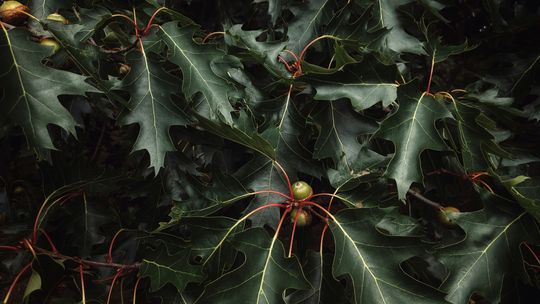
119,63,131,77
0,1,30,25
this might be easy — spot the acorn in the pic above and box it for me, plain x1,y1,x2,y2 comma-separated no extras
46,12,68,24
0,1,30,25
119,63,131,77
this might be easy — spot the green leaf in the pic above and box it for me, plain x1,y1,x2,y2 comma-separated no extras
261,92,323,178
329,207,447,304
307,59,399,111
370,0,425,55
140,238,204,292
149,216,241,292
169,169,251,218
285,251,352,304
375,84,451,199
29,0,71,20
437,191,540,303
196,227,310,304
421,19,476,63
311,100,378,169
23,270,42,299
115,40,189,172
0,27,97,159
235,156,289,228
226,25,289,79
254,0,282,24
448,101,497,172
46,17,122,104
195,112,276,160
496,174,540,223
286,0,339,54
159,22,239,124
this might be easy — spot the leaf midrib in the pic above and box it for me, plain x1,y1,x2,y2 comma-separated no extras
2,27,35,137
445,211,527,297
138,40,160,157
159,27,220,116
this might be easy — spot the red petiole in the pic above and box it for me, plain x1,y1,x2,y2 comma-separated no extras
107,228,125,263
39,228,58,253
3,262,32,303
106,270,123,304
288,205,303,257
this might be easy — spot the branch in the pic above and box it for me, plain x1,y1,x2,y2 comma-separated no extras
35,247,140,270
407,189,443,210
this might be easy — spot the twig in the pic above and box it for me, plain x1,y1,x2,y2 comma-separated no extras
407,189,443,210
35,247,140,269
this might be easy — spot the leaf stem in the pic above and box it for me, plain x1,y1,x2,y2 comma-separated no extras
273,161,294,199
2,262,32,304
0,245,21,251
106,270,123,304
307,193,354,206
110,14,138,28
132,276,142,304
38,229,58,253
523,242,540,266
288,205,303,257
33,192,81,243
79,264,86,304
108,228,126,263
251,190,291,200
426,51,436,94
299,35,339,61
144,7,168,35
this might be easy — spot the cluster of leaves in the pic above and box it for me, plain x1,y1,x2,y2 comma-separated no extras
1,0,540,303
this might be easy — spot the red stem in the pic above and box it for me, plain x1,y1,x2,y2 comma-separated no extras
143,7,167,35
301,201,334,218
288,206,303,257
524,242,540,266
34,246,140,270
2,262,32,303
470,172,489,179
108,229,125,263
39,229,58,253
475,179,494,193
251,190,291,200
273,161,294,199
278,56,294,72
0,245,21,251
106,270,123,304
274,207,291,243
319,225,329,253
